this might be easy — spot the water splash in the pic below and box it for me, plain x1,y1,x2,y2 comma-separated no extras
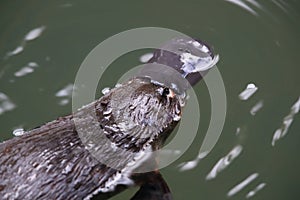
139,53,153,63
115,83,122,88
206,145,243,180
0,92,16,115
101,87,110,95
250,100,264,115
180,52,219,77
12,128,25,136
246,182,266,198
227,173,259,197
272,96,300,146
239,83,258,100
14,62,39,77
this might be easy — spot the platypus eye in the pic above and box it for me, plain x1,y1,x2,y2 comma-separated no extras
157,87,175,99
162,88,176,99
162,88,170,97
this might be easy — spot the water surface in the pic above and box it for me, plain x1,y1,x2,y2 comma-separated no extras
0,0,299,199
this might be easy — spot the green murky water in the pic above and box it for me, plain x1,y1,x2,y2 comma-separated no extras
1,0,299,199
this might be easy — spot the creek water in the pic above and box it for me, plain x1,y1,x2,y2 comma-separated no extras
0,0,299,199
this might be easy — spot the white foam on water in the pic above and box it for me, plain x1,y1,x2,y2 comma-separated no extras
206,145,243,180
227,173,259,197
272,96,300,146
239,83,258,100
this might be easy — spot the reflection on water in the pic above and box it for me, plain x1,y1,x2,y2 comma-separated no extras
250,100,263,115
5,46,24,58
24,26,46,42
139,53,153,63
0,0,299,199
235,127,241,135
272,97,300,146
5,26,46,58
206,145,243,180
271,0,290,14
227,173,259,197
0,92,16,115
225,0,259,16
14,62,39,77
246,182,266,199
178,151,208,171
55,84,74,106
238,83,258,101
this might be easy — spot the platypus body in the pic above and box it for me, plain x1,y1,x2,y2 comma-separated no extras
0,37,218,200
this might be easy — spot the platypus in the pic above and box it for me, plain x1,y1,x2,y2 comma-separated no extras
0,37,219,200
